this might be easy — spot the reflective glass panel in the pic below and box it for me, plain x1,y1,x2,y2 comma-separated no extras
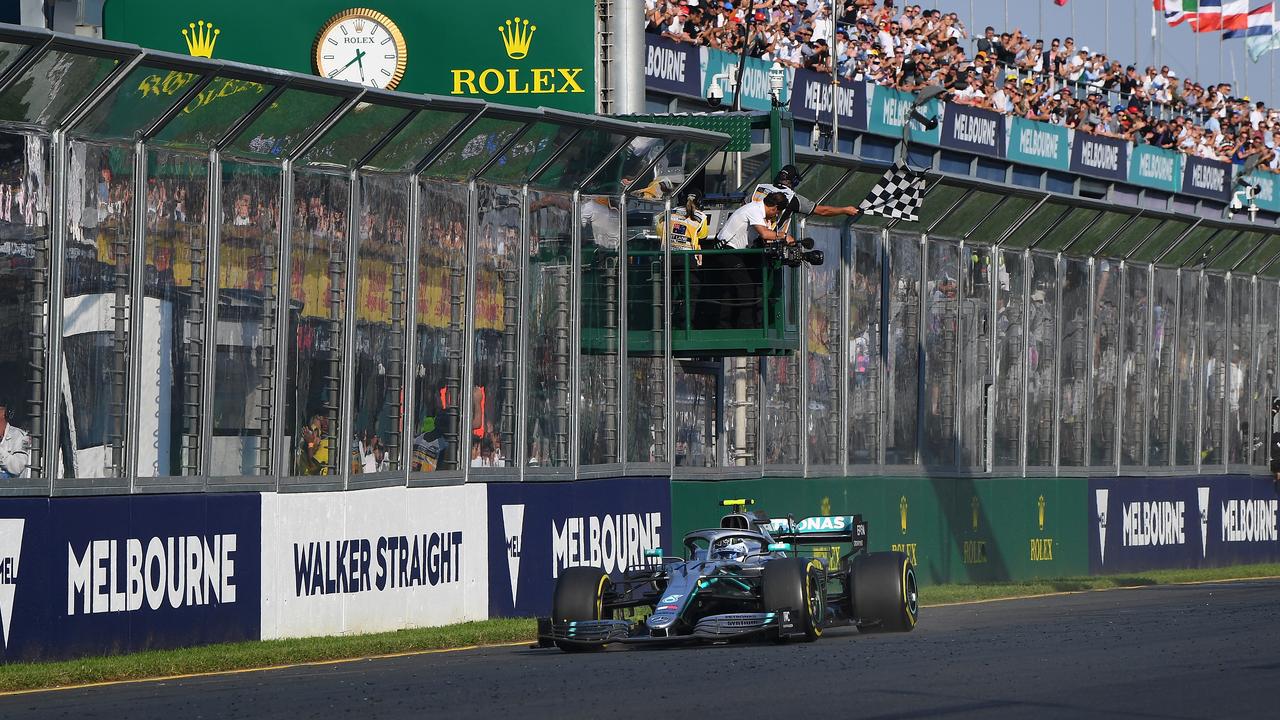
1148,267,1178,466
349,174,409,475
579,194,622,465
1235,234,1280,276
673,361,718,468
848,228,881,465
1002,202,1070,249
922,240,959,467
0,50,119,128
887,183,965,235
1059,257,1090,467
0,41,30,77
886,232,920,465
792,164,847,204
302,102,412,169
1090,259,1120,467
993,250,1026,467
1208,231,1266,271
525,189,573,467
285,171,348,476
1068,210,1131,256
1254,282,1279,470
1228,277,1253,465
471,182,521,469
629,140,720,201
1026,253,1059,467
1201,273,1228,465
151,76,273,150
763,355,800,465
1162,225,1225,267
1037,207,1099,252
1120,264,1150,467
411,180,468,473
430,117,527,182
932,190,1003,239
959,245,992,470
365,108,472,172
626,199,667,465
806,221,842,467
226,88,347,161
1102,216,1160,259
1174,271,1201,466
1130,219,1193,263
0,132,49,481
482,122,578,186
723,356,759,466
75,65,201,141
969,194,1036,245
539,128,631,192
211,162,280,477
586,134,671,195
59,142,134,479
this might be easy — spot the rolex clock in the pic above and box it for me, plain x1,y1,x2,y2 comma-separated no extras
313,8,407,90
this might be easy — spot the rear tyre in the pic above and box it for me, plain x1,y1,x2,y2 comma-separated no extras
551,566,611,652
761,558,824,642
851,552,918,632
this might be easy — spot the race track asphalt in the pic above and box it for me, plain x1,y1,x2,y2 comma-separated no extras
3,578,1277,720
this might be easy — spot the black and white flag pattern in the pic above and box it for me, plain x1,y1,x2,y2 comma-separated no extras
859,161,926,222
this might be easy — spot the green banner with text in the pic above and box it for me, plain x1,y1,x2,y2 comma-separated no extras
103,0,596,112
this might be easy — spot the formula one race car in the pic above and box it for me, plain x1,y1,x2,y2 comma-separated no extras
536,500,918,651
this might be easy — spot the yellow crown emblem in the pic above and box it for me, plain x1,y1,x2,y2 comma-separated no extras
498,16,536,60
181,20,220,58
353,18,366,33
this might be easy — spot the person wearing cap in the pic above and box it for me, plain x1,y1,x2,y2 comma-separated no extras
750,165,863,235
0,397,29,480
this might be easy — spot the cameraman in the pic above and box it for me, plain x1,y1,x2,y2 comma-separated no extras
701,192,793,329
751,165,861,235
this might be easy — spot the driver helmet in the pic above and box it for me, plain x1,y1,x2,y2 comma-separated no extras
774,164,803,189
712,537,750,561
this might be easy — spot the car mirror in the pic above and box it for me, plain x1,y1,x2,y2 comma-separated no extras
767,542,792,552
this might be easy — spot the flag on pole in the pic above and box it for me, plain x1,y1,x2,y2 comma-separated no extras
1054,0,1068,6
859,162,926,223
1225,3,1272,39
1190,0,1224,31
1219,0,1251,31
1155,0,1198,26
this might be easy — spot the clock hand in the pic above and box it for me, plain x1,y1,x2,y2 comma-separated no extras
332,51,363,78
355,49,366,80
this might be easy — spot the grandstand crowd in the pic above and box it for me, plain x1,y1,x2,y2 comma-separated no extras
646,0,1280,172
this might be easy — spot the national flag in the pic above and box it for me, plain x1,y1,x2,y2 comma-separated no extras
1225,3,1272,39
1248,27,1280,60
1190,0,1224,31
1155,0,1198,26
1054,0,1069,6
1219,0,1251,31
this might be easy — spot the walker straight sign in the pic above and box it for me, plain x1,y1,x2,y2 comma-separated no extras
0,493,261,663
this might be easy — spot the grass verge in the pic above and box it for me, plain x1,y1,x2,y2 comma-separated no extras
2,563,1277,694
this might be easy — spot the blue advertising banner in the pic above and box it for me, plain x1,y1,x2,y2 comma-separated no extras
0,493,261,663
1129,144,1184,193
1069,132,1129,182
643,35,701,98
940,103,1005,158
1006,115,1069,171
788,69,868,130
487,476,672,617
1089,475,1280,575
1182,155,1233,202
702,48,787,112
867,86,941,145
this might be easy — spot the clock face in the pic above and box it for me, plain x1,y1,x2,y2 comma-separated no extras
314,9,407,90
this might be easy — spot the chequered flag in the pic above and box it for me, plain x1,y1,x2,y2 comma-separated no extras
859,161,926,222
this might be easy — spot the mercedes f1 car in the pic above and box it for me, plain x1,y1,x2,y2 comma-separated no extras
536,500,918,651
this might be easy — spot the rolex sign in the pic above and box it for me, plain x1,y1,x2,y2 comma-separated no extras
103,0,597,112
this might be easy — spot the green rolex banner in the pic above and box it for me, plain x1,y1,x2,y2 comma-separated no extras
103,0,597,112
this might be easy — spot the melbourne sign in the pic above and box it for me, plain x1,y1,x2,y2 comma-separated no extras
940,104,1005,158
487,476,671,617
1006,116,1069,171
0,494,261,663
103,0,596,112
1069,132,1128,182
1181,155,1232,202
644,35,700,98
1129,144,1183,193
789,70,867,130
867,86,942,145
1090,475,1280,574
702,48,786,112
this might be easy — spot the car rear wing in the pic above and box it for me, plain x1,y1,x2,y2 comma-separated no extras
764,515,867,552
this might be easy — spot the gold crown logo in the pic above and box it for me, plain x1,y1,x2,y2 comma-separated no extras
498,16,536,60
353,18,366,33
181,20,220,58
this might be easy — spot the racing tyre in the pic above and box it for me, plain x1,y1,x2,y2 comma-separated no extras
851,552,918,632
551,566,611,652
761,558,824,642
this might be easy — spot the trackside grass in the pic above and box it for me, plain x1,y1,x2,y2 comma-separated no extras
2,564,1277,693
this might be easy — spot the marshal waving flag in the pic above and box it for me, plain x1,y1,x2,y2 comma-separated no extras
1154,0,1197,26
1225,3,1273,38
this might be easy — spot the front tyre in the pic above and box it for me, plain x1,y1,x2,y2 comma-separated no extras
762,558,824,641
851,552,918,632
551,566,611,652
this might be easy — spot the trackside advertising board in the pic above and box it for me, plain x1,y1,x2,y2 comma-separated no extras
103,0,596,112
260,485,487,640
487,477,672,617
0,494,261,663
1070,132,1128,182
644,35,701,98
940,104,1005,158
1090,475,1280,574
789,70,868,130
1006,116,1069,171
